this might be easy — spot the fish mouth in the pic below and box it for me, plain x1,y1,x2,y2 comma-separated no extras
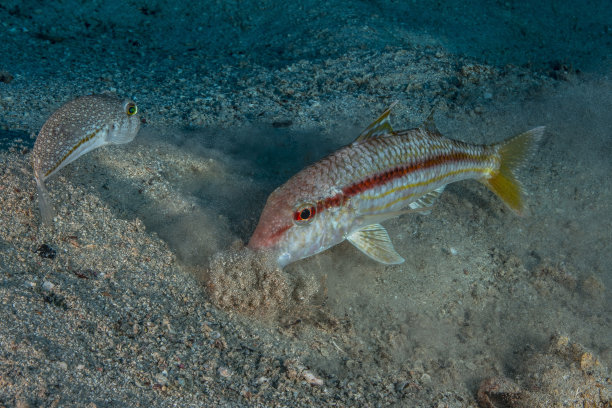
247,230,292,267
246,232,269,251
248,222,291,249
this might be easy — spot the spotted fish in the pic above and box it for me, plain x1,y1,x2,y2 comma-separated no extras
33,94,141,223
248,104,544,267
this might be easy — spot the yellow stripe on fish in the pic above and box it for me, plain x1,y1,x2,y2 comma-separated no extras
249,104,544,267
363,166,489,213
43,128,102,178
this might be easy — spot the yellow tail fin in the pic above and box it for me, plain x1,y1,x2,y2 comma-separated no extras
483,127,545,215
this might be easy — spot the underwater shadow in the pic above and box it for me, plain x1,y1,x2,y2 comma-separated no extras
82,123,347,269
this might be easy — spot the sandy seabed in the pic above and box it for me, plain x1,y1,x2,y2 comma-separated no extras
1,1,611,407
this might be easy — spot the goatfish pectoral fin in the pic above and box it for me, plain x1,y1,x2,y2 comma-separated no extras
347,224,405,264
36,177,54,224
482,126,545,215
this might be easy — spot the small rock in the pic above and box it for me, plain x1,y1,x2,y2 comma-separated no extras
0,70,14,83
218,367,232,378
580,275,605,298
42,281,54,291
477,377,523,408
346,359,359,369
272,120,292,128
58,361,68,370
15,399,30,408
255,376,269,384
155,371,168,385
36,244,56,259
302,369,323,386
579,352,598,371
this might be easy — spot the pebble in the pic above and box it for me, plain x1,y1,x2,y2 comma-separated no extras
303,370,324,386
580,275,605,298
155,371,168,385
218,366,232,378
0,70,14,84
42,281,54,291
36,244,56,259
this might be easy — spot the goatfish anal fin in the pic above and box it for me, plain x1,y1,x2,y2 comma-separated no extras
482,126,545,215
347,223,405,264
355,101,397,142
408,186,445,215
357,186,446,225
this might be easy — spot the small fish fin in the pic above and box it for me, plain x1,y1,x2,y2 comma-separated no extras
482,126,544,215
36,178,54,224
358,206,428,226
408,186,445,214
355,102,397,142
422,110,442,136
347,224,405,264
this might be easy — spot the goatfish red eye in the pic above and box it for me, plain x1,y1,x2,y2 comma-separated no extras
293,203,317,225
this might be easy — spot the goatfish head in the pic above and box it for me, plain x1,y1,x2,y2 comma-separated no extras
248,166,357,268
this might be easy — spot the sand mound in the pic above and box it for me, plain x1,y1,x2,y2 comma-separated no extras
206,243,320,318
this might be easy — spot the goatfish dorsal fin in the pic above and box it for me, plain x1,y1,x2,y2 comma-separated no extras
347,223,405,264
355,102,397,142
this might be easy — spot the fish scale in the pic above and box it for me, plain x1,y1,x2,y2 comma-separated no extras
249,105,544,267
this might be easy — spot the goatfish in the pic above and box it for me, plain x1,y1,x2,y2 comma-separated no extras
32,94,141,223
248,103,544,267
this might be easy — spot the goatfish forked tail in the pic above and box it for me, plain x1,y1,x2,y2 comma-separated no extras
248,103,544,267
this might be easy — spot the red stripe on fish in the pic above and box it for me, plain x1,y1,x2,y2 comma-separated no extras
313,151,476,206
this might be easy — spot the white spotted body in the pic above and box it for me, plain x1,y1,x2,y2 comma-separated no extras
33,94,141,223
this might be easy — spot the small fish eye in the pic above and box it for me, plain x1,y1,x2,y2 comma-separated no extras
125,102,137,116
293,203,317,225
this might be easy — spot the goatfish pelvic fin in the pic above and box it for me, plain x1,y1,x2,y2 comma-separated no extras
347,223,405,265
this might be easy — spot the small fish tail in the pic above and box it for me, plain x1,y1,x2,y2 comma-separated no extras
482,126,545,215
36,177,55,224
